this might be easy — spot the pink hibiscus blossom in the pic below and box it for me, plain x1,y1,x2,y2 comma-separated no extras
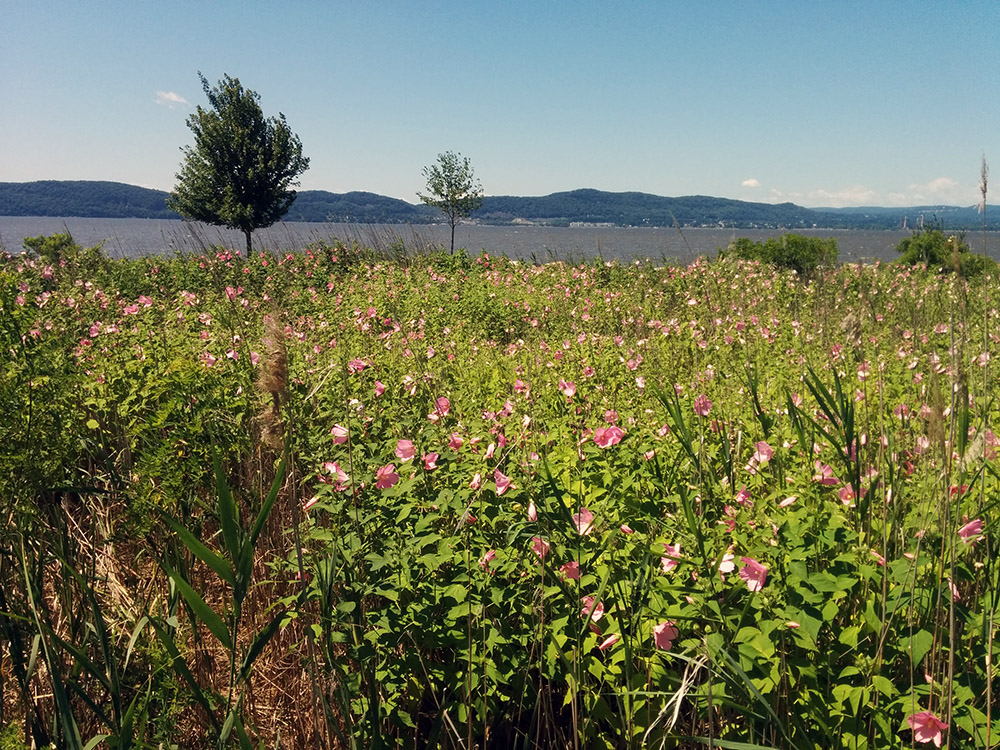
527,500,538,521
375,464,399,490
572,507,595,535
422,452,439,471
958,518,983,544
739,557,768,592
753,441,774,465
813,460,839,486
321,461,350,491
494,468,512,495
560,561,580,580
598,634,619,651
653,621,679,650
478,549,496,569
661,543,681,573
580,596,605,622
594,425,626,449
906,711,948,747
531,536,550,560
558,379,576,398
395,439,415,462
693,394,712,416
331,424,349,444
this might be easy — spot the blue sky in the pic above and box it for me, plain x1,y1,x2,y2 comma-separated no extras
2,1,998,207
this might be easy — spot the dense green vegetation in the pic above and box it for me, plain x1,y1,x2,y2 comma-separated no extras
3,234,1000,748
5,180,998,230
722,233,839,276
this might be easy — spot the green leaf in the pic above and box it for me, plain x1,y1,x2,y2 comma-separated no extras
249,457,286,548
903,629,934,666
159,512,235,586
161,561,232,650
239,610,285,683
147,617,220,731
212,446,243,566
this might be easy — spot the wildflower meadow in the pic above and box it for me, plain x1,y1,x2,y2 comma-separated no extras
2,235,999,749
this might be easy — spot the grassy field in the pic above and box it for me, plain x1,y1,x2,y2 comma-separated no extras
1,236,998,749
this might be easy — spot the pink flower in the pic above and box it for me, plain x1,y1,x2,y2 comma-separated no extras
812,461,839,486
560,561,580,580
838,485,855,506
580,596,604,622
531,536,550,560
469,472,482,490
779,495,797,508
739,557,768,592
753,441,773,465
718,550,736,576
395,439,415,462
906,711,948,747
449,432,464,451
735,486,752,507
321,461,350,491
331,424,349,444
558,379,576,398
375,464,398,490
661,543,681,573
594,425,626,449
597,634,619,651
527,501,538,522
494,468,512,495
693,394,712,417
347,358,368,373
620,524,634,534
958,518,983,544
434,396,450,416
422,452,439,471
572,507,595,535
374,380,386,397
653,621,679,650
485,442,496,459
479,549,496,569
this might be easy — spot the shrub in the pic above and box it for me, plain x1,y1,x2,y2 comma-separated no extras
724,233,837,275
894,228,994,277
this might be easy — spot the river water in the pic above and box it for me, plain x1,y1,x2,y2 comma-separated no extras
2,216,998,265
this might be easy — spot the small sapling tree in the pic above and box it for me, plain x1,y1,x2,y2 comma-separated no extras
418,151,484,252
168,73,309,255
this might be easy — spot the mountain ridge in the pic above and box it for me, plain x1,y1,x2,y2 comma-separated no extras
1,180,995,230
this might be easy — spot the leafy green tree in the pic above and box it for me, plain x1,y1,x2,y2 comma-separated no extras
892,228,995,276
168,73,309,255
418,151,484,252
724,233,837,276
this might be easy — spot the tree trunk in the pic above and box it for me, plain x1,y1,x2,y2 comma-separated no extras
245,229,252,256
450,220,456,253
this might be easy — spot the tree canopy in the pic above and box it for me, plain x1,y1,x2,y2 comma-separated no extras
167,73,309,254
418,152,484,251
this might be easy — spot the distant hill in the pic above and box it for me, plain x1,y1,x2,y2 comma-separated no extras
0,180,180,219
2,180,996,230
285,190,436,223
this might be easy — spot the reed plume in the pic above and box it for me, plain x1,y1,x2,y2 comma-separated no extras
257,312,289,450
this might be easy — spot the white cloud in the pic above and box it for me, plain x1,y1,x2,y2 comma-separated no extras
155,91,189,108
741,178,760,188
903,177,972,205
796,177,978,208
805,185,880,207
